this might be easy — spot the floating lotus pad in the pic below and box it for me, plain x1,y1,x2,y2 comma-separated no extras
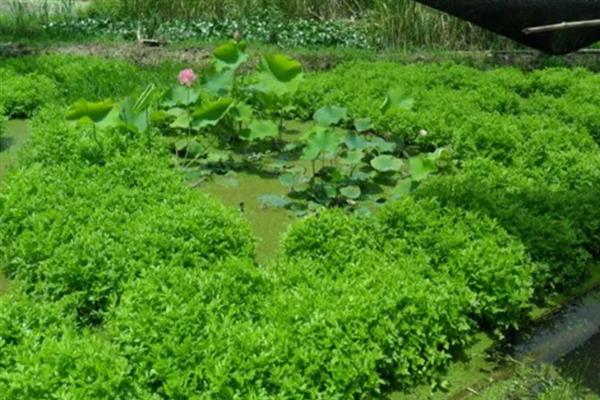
415,0,600,54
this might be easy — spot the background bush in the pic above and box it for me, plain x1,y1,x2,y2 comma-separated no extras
1,55,181,103
0,68,59,118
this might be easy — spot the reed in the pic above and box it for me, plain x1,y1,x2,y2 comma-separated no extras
96,0,508,49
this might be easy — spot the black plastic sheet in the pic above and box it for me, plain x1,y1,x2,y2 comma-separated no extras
415,0,600,54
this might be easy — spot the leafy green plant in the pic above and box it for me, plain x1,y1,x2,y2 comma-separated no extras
0,69,59,118
0,142,254,325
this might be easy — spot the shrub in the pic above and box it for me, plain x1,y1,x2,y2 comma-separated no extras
0,153,254,325
418,157,600,288
0,292,147,399
377,197,535,331
283,197,536,331
1,55,181,103
0,68,59,118
293,62,600,290
108,255,473,398
283,208,380,266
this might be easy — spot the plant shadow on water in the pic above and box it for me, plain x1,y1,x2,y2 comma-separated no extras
0,119,30,179
0,119,31,295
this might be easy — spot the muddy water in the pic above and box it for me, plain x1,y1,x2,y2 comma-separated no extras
0,119,31,295
513,289,600,394
557,332,600,394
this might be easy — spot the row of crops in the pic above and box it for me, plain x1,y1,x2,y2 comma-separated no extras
1,52,600,397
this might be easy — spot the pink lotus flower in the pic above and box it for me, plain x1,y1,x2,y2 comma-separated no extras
178,68,197,87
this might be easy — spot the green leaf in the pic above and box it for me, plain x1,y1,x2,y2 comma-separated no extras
323,184,337,199
313,105,348,126
304,128,341,160
187,140,205,157
163,86,199,107
213,41,248,71
371,155,404,172
340,185,361,199
262,54,303,82
301,144,321,161
174,138,189,152
206,150,231,163
279,172,308,192
343,132,369,150
408,155,436,182
391,179,413,199
66,99,114,124
380,88,414,114
245,119,279,142
409,149,443,181
120,97,149,134
258,194,291,208
352,170,371,182
133,84,156,113
201,69,234,96
191,98,233,129
230,102,253,123
250,74,298,98
369,136,396,153
340,150,364,166
170,112,191,130
354,118,373,133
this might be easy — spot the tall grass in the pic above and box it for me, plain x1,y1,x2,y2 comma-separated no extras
0,0,511,50
90,0,509,49
0,0,79,36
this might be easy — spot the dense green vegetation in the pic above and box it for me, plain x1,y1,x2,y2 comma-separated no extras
1,48,599,398
1,0,510,50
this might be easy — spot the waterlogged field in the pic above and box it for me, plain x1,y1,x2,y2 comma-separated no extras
1,48,600,399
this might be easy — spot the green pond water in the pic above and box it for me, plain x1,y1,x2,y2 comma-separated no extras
200,171,295,263
0,119,31,295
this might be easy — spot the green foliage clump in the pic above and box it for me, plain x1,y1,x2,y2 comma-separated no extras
378,198,535,330
0,68,59,118
0,292,146,399
0,156,254,325
1,55,181,104
107,255,472,397
418,157,600,289
283,209,380,265
0,107,254,325
284,197,536,331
